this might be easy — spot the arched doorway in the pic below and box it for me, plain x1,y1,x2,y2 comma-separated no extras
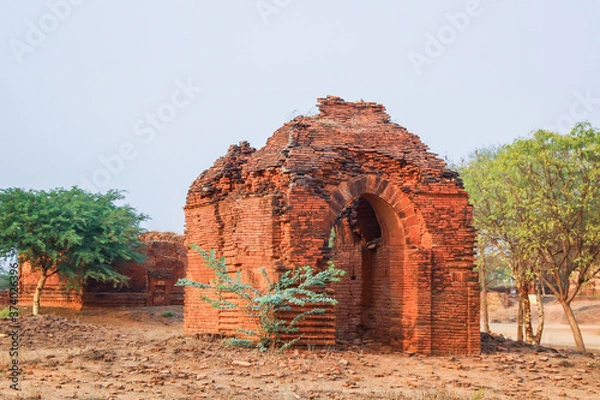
331,193,404,345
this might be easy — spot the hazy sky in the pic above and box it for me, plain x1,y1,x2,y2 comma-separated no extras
1,0,599,234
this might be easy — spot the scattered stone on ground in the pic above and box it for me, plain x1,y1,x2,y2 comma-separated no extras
2,305,599,399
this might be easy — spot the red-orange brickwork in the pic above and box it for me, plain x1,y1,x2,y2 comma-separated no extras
19,231,187,309
184,96,479,355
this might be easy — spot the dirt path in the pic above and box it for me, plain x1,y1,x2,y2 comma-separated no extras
1,306,600,399
490,323,600,351
486,296,600,350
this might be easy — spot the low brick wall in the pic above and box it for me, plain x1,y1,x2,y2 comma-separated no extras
18,231,187,309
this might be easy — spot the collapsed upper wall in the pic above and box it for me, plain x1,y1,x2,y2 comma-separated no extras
186,95,461,207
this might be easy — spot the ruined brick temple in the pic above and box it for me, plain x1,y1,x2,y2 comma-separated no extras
184,96,479,355
19,231,187,309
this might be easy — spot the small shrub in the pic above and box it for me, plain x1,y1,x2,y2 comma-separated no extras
161,310,176,318
0,307,16,319
177,245,345,352
472,390,485,400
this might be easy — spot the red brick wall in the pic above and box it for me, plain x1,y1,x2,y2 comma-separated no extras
184,96,479,354
184,192,277,335
18,261,83,309
18,231,187,309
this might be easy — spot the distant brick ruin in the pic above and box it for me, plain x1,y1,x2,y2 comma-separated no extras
19,231,187,309
184,96,479,355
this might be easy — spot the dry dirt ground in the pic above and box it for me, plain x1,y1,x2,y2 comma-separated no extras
1,301,600,400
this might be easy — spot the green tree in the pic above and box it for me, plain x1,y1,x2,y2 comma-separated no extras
460,148,544,344
500,123,600,352
462,123,600,352
177,246,345,352
0,187,148,315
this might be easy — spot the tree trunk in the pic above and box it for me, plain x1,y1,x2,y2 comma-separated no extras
515,279,534,343
517,296,524,342
520,284,535,343
32,273,48,316
480,258,490,333
559,299,586,353
533,279,545,345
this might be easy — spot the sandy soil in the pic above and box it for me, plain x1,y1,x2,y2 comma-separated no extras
1,303,600,400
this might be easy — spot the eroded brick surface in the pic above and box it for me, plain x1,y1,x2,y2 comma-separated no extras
184,96,479,355
18,231,187,309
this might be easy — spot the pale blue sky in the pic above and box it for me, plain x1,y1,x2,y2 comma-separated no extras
1,0,599,233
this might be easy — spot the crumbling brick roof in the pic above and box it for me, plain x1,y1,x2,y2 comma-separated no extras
188,96,460,203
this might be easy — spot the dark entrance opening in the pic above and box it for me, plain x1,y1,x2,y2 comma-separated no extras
332,194,403,345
